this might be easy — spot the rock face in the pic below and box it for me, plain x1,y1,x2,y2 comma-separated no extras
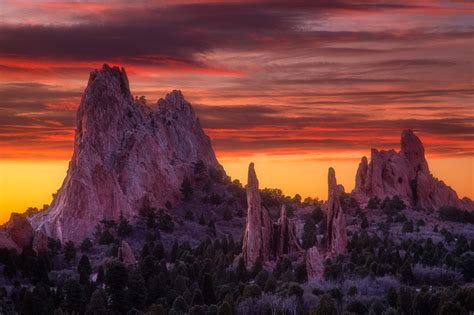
31,64,222,242
306,246,324,281
327,168,347,256
242,163,273,266
32,231,49,253
353,130,474,210
242,163,303,266
118,240,137,265
4,213,34,250
275,205,302,257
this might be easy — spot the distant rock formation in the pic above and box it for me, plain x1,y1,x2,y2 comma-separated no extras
242,163,273,266
0,213,45,252
31,64,223,242
327,168,347,256
353,130,474,210
5,213,34,250
118,240,137,265
275,205,302,257
306,246,324,281
242,163,304,267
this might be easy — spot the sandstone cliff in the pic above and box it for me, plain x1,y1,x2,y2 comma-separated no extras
353,130,473,210
31,64,222,242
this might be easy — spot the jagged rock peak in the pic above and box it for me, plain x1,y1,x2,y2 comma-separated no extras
242,163,273,266
326,168,347,256
400,129,427,171
30,65,223,242
352,130,473,210
88,64,131,98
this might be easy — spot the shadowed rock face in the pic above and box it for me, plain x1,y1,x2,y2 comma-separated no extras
306,246,324,281
327,168,347,256
118,240,137,265
31,64,222,242
242,163,273,266
353,130,473,210
242,163,303,267
275,205,302,257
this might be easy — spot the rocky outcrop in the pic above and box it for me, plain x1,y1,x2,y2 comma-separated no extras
118,240,137,265
31,64,223,242
327,168,347,256
242,163,273,266
353,130,474,210
32,231,49,253
306,246,324,281
4,213,34,250
275,205,302,257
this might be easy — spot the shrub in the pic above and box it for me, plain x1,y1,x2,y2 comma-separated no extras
402,221,414,233
439,206,474,224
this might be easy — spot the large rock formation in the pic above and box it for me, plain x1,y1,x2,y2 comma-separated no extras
306,246,325,281
327,168,347,257
353,130,474,210
31,64,223,242
275,205,302,257
242,163,273,266
0,213,44,252
241,163,304,266
5,213,34,249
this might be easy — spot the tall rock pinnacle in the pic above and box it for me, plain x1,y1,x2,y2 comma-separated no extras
242,163,273,266
327,167,347,256
31,64,223,242
276,205,302,256
353,129,473,210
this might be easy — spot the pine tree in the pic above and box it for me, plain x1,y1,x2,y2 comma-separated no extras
180,178,193,200
64,241,76,264
86,289,107,315
62,279,85,314
128,269,147,311
105,261,129,314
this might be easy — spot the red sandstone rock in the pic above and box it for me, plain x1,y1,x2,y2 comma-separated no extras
4,213,34,250
276,205,302,256
118,240,137,265
327,168,347,256
306,246,324,281
30,64,223,242
242,163,273,266
353,130,474,210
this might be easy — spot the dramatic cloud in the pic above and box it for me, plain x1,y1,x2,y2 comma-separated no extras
0,0,472,160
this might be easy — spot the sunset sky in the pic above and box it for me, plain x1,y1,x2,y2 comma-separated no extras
0,0,473,223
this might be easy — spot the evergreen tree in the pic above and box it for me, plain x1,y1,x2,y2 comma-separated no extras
302,217,316,249
128,269,147,311
105,261,129,314
310,294,337,315
117,214,133,237
86,289,107,315
180,178,193,201
79,238,93,252
62,279,84,314
64,241,76,264
201,273,215,305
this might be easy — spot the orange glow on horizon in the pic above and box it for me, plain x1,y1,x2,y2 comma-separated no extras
0,154,472,224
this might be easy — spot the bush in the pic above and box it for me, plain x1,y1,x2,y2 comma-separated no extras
439,206,474,224
402,221,414,233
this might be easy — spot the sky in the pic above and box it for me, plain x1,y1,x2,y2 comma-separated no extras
0,0,473,223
